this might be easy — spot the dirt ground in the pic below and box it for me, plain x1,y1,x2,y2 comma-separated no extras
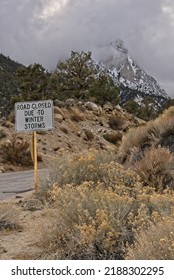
0,192,47,260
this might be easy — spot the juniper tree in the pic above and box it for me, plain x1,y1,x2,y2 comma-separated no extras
50,51,120,104
12,63,50,103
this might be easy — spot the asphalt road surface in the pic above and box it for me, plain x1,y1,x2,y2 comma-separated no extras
0,169,49,200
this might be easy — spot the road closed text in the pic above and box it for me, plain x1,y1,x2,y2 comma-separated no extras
16,101,52,111
15,100,54,132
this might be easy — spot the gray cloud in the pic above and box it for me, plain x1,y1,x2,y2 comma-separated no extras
0,0,174,97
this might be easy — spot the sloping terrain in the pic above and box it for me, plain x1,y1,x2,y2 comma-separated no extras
0,100,144,173
0,105,174,260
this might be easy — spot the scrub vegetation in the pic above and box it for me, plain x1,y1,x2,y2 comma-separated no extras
36,107,174,260
0,52,174,260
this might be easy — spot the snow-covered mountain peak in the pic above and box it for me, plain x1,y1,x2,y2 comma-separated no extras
96,40,169,104
111,39,128,54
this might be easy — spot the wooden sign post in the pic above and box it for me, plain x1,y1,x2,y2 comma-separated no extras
33,131,38,193
15,100,54,193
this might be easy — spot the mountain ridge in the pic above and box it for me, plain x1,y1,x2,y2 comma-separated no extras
97,39,169,108
0,45,170,119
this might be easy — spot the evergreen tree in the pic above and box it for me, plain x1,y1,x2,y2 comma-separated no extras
11,63,50,103
50,51,97,99
0,54,21,116
123,96,158,121
50,51,120,104
89,74,120,104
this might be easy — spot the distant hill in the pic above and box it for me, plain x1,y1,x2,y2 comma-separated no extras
0,54,22,116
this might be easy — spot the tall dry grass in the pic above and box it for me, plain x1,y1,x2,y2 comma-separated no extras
119,106,174,162
126,217,174,260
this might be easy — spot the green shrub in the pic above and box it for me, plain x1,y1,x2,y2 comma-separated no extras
49,150,112,186
40,182,134,259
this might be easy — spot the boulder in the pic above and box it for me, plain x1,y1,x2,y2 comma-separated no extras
55,114,64,122
103,103,114,111
23,199,43,211
54,107,65,118
54,99,65,107
65,98,76,107
84,101,99,111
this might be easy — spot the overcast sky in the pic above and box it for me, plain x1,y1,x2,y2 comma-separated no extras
0,0,174,97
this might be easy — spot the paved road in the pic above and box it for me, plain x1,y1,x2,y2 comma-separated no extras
0,169,49,200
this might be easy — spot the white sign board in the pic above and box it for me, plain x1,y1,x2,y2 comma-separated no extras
15,100,54,132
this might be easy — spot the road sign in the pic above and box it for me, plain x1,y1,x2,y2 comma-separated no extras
15,100,54,132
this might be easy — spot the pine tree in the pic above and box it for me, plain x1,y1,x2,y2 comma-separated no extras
89,74,120,104
50,51,120,104
50,51,97,100
12,63,50,103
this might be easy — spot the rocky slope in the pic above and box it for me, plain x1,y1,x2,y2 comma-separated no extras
0,100,144,173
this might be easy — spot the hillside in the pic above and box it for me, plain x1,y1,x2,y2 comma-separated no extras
0,54,22,116
0,100,144,173
0,106,174,260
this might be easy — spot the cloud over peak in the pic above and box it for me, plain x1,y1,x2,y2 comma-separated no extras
0,0,174,96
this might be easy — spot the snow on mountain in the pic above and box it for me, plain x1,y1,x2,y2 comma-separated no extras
95,39,169,107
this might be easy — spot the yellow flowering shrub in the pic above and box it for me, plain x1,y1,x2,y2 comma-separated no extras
40,182,135,259
49,149,143,190
38,150,174,259
40,185,174,259
49,150,113,187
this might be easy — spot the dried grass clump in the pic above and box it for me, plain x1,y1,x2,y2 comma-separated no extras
0,204,21,231
118,106,174,163
156,116,174,139
0,134,32,166
133,146,174,192
118,121,158,162
103,132,122,144
108,115,125,130
161,106,174,118
126,217,174,260
118,107,174,191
